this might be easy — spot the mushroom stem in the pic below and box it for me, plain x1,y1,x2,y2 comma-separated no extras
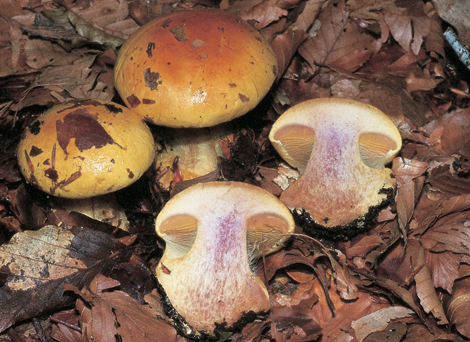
155,181,295,337
280,125,396,227
50,193,129,230
269,98,402,231
156,126,225,190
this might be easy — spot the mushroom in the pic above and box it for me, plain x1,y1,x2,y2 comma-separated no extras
155,126,225,191
17,99,155,228
269,98,402,237
155,181,294,338
114,8,278,186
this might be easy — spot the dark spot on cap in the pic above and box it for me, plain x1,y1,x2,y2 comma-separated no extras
229,83,237,88
162,18,172,28
254,36,262,43
127,168,134,179
272,65,277,76
56,109,115,155
218,27,224,33
43,159,50,165
29,146,43,157
170,25,188,42
104,103,123,114
146,42,156,58
143,68,162,91
127,94,141,108
143,98,156,104
44,168,58,182
29,120,43,135
238,94,250,102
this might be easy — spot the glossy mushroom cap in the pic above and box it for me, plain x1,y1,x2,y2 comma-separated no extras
17,100,155,199
114,9,278,128
269,98,402,229
155,181,294,337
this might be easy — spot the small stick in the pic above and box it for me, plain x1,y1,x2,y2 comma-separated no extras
444,27,470,72
49,316,82,333
32,318,48,342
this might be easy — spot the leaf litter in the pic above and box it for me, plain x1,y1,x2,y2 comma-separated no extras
1,0,470,341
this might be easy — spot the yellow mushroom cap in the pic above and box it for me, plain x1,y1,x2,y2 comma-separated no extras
17,100,155,199
269,98,402,229
114,9,278,128
155,181,294,336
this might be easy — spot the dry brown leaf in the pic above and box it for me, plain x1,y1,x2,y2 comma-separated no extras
382,3,431,56
0,225,127,334
66,274,178,342
419,211,470,255
271,28,308,80
240,4,289,30
333,261,359,301
432,0,470,46
322,292,386,342
0,15,24,77
424,9,445,58
392,157,428,236
425,250,460,294
405,70,439,93
443,277,470,338
351,306,415,342
38,4,125,52
413,193,470,237
298,0,379,74
412,243,448,325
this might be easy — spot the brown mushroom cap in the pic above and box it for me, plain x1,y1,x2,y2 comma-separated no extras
269,98,402,229
17,100,155,199
155,181,294,336
114,9,278,128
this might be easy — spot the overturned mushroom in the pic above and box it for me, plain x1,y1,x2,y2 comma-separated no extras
269,98,402,238
155,181,294,338
17,100,155,228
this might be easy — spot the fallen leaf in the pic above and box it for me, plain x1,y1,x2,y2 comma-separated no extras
443,276,470,338
392,157,428,236
66,274,178,342
0,225,127,333
412,243,448,325
432,0,470,46
351,306,415,342
298,0,379,74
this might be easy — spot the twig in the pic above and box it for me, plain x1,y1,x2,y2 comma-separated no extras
49,316,82,333
444,27,470,72
32,318,48,342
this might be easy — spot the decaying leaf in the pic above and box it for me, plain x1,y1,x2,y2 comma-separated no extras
65,274,178,342
392,157,428,236
0,225,127,333
443,276,470,338
351,306,415,342
298,0,379,74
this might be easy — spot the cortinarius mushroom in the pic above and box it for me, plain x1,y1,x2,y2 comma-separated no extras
155,181,294,337
17,100,155,226
114,8,278,128
269,98,402,237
